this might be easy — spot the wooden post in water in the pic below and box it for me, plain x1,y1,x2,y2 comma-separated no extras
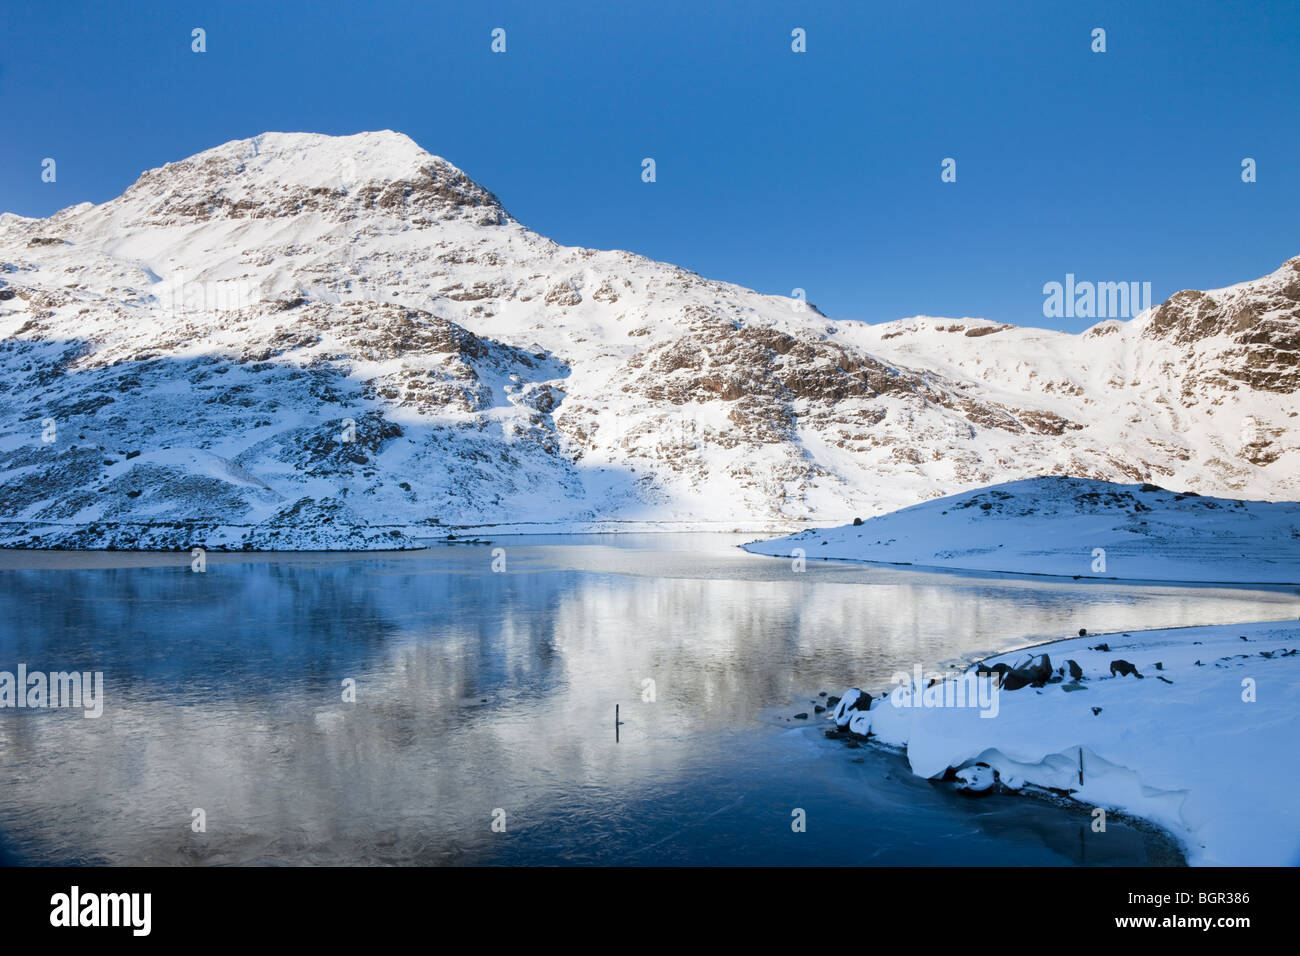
1078,747,1084,786
615,704,620,743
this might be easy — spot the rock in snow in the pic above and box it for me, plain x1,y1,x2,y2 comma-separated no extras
1,131,1298,549
831,619,1300,866
831,688,872,729
953,764,997,793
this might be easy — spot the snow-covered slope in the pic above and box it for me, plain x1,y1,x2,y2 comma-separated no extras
1,131,1297,548
744,476,1300,584
835,619,1300,866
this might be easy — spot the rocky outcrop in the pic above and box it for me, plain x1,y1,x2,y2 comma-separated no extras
0,131,1295,547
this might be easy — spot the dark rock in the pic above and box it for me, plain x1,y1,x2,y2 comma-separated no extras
1065,659,1083,680
1078,628,1087,636
793,712,808,720
1023,653,1053,685
813,704,825,714
852,517,863,526
987,654,1054,690
831,689,872,729
1000,667,1037,691
1091,642,1110,652
1092,707,1103,715
1109,659,1143,679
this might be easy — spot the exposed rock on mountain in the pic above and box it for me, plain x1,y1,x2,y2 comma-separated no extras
0,131,1295,548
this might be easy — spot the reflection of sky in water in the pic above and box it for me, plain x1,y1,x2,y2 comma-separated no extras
0,535,1294,865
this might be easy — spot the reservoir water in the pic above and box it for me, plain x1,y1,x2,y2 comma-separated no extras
2,534,1296,865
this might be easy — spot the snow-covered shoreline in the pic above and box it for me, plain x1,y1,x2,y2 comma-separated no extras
826,618,1300,866
0,518,813,551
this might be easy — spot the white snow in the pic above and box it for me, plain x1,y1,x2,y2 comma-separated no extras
0,131,1297,548
954,764,996,792
754,476,1300,863
744,476,1300,584
844,618,1300,866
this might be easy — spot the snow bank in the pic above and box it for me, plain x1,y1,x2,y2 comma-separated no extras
745,476,1300,584
835,619,1300,866
0,496,420,551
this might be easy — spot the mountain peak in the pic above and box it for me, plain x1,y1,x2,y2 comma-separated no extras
111,130,507,227
183,130,453,188
0,134,1295,549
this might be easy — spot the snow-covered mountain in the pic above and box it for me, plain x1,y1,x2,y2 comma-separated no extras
0,131,1296,549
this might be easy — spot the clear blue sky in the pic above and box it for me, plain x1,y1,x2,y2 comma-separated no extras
2,0,1297,329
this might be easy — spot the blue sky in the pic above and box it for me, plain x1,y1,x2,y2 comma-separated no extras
2,0,1297,330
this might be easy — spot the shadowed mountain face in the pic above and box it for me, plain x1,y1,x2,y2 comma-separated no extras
0,131,1295,549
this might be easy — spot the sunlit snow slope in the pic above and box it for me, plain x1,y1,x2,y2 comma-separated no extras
0,131,1296,548
745,476,1300,584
